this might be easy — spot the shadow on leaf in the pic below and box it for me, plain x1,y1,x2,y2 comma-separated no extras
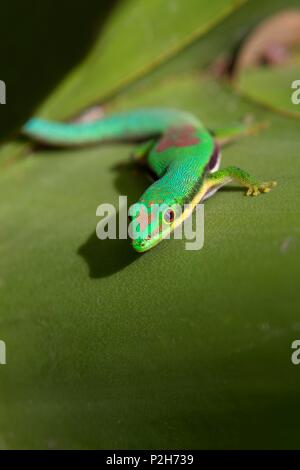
77,161,149,278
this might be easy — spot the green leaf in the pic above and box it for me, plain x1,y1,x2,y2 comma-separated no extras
236,62,300,119
1,0,300,450
36,0,247,119
1,72,300,449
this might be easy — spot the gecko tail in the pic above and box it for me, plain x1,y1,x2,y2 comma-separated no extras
22,109,202,148
22,117,110,147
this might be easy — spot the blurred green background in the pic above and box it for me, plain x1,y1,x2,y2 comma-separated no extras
0,0,300,449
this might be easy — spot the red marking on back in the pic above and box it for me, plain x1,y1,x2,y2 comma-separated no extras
156,125,200,152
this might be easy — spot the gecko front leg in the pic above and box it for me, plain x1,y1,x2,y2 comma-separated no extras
205,166,277,196
131,139,157,163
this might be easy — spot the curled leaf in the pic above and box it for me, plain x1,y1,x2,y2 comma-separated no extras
233,9,300,119
234,9,300,72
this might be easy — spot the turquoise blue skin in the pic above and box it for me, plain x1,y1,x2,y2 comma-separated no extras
22,108,276,252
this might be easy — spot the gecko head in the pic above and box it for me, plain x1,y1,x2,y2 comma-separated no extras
130,197,182,253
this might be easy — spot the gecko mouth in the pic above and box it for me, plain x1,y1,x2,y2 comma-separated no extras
133,239,154,252
132,229,165,252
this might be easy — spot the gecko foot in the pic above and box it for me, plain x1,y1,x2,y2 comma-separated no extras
246,181,277,196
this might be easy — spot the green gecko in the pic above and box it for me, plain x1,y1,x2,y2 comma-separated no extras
22,108,276,252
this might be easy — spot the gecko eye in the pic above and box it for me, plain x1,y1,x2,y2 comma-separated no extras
164,208,175,224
